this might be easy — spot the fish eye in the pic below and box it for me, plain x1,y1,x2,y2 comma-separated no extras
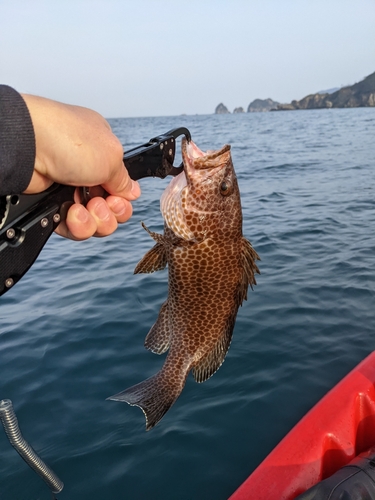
220,180,231,196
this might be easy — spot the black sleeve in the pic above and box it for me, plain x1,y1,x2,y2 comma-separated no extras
0,85,36,196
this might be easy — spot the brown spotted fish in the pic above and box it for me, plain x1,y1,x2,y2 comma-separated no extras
108,138,260,430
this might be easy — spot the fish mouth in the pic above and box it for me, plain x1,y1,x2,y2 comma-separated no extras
182,138,231,176
160,138,232,240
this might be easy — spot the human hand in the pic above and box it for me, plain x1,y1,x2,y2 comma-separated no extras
21,94,141,240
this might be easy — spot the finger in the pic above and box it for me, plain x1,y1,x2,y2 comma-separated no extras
106,195,133,223
54,204,97,240
85,197,118,237
103,164,141,201
54,197,131,240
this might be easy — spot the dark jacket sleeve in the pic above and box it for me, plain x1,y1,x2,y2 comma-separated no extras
0,85,35,196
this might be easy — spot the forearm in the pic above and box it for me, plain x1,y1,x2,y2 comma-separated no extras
0,85,35,196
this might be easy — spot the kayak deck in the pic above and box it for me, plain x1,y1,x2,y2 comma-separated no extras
229,351,375,500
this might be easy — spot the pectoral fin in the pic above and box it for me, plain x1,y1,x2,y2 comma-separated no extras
134,222,168,274
134,243,167,274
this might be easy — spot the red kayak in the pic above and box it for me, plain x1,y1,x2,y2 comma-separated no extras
229,351,375,499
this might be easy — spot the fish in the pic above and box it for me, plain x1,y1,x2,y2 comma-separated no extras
108,138,260,430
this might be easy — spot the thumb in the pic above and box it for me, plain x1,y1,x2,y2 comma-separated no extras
102,164,141,201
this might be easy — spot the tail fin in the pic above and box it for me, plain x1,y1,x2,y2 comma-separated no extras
107,369,185,430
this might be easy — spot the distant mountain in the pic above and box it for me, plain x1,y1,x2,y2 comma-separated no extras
215,103,230,114
275,71,375,111
247,98,279,112
316,87,340,95
233,107,244,113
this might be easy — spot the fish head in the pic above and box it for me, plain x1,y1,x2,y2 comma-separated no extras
160,138,242,241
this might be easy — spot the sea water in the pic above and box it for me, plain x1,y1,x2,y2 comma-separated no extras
0,108,374,499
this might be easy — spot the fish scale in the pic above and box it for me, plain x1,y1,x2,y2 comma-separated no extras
108,138,260,430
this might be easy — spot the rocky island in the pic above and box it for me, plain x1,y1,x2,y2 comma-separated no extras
275,70,375,111
214,70,375,114
247,98,279,112
215,103,230,114
214,99,278,114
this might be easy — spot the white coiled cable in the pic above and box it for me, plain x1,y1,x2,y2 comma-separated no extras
0,399,64,494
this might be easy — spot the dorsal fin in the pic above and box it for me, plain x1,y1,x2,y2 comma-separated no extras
192,314,236,383
237,237,261,304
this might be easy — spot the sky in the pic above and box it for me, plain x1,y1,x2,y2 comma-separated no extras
1,0,374,118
